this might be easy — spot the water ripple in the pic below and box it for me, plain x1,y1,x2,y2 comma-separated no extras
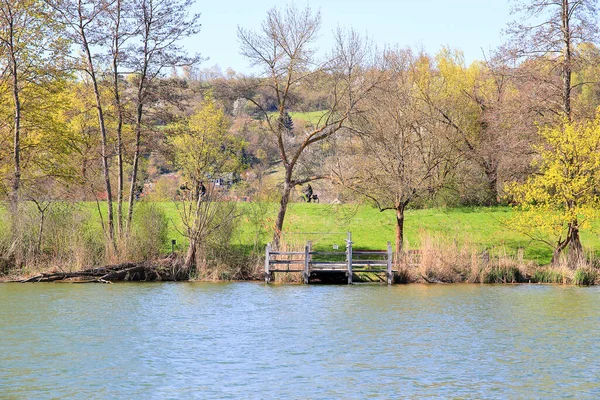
1,283,600,398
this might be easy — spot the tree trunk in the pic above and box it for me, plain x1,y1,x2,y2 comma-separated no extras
395,203,406,255
126,71,147,231
184,237,197,273
10,50,20,219
183,194,205,274
126,103,142,230
116,107,124,237
485,168,499,206
562,0,572,121
550,219,583,267
273,167,293,249
79,13,115,246
112,0,124,237
567,219,583,267
8,20,22,266
37,212,45,254
551,237,569,265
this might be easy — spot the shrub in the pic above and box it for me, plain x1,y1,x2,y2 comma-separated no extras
482,265,522,284
125,202,169,260
532,268,568,284
573,267,597,286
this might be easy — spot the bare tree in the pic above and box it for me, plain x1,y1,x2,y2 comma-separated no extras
413,50,535,204
237,5,377,247
505,0,599,121
125,0,201,231
102,0,133,237
333,49,456,254
178,185,236,272
47,0,119,245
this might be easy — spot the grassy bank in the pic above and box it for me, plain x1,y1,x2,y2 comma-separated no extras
3,201,600,282
8,202,600,263
155,202,595,265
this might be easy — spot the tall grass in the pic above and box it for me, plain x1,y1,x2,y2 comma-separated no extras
397,233,600,285
400,233,530,284
269,241,305,284
0,201,173,278
4,201,600,284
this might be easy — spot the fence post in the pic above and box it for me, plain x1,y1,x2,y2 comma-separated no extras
387,241,393,285
304,241,311,284
346,231,353,284
265,243,271,284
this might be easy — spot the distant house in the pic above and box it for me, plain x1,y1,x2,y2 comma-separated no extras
209,172,238,187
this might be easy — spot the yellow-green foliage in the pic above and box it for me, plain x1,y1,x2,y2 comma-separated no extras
169,92,245,182
506,116,600,248
0,78,79,193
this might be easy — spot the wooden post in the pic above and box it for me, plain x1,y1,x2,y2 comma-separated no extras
387,241,393,285
265,243,271,284
346,231,353,285
304,241,311,284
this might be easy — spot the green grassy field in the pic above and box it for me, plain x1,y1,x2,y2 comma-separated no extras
154,202,600,264
267,110,328,126
288,110,328,125
6,201,600,264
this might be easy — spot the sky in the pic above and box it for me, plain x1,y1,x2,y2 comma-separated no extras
185,0,513,74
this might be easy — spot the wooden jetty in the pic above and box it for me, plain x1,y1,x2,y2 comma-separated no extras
265,232,394,284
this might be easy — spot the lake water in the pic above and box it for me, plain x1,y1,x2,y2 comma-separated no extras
1,283,599,399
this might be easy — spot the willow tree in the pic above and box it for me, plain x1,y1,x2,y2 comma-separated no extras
506,117,600,266
238,5,376,247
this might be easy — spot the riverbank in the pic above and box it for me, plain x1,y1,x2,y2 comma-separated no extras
3,253,598,285
2,203,600,284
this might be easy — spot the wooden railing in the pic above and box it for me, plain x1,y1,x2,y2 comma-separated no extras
265,232,393,284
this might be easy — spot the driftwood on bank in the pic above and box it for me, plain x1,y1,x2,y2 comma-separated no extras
16,258,189,283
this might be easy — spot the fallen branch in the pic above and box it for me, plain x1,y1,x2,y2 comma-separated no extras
13,259,188,283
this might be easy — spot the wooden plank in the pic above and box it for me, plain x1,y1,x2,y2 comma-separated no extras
265,243,271,284
353,251,388,254
351,260,388,264
311,263,348,268
268,260,305,265
304,241,311,284
347,231,353,284
269,251,305,255
310,265,348,271
310,251,347,256
270,269,305,273
353,269,389,273
387,241,393,285
309,261,354,265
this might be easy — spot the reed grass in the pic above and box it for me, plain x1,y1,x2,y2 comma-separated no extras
395,233,600,285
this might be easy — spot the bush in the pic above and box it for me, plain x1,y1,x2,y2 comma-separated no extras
573,267,597,286
532,268,567,284
482,265,522,284
125,202,169,260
